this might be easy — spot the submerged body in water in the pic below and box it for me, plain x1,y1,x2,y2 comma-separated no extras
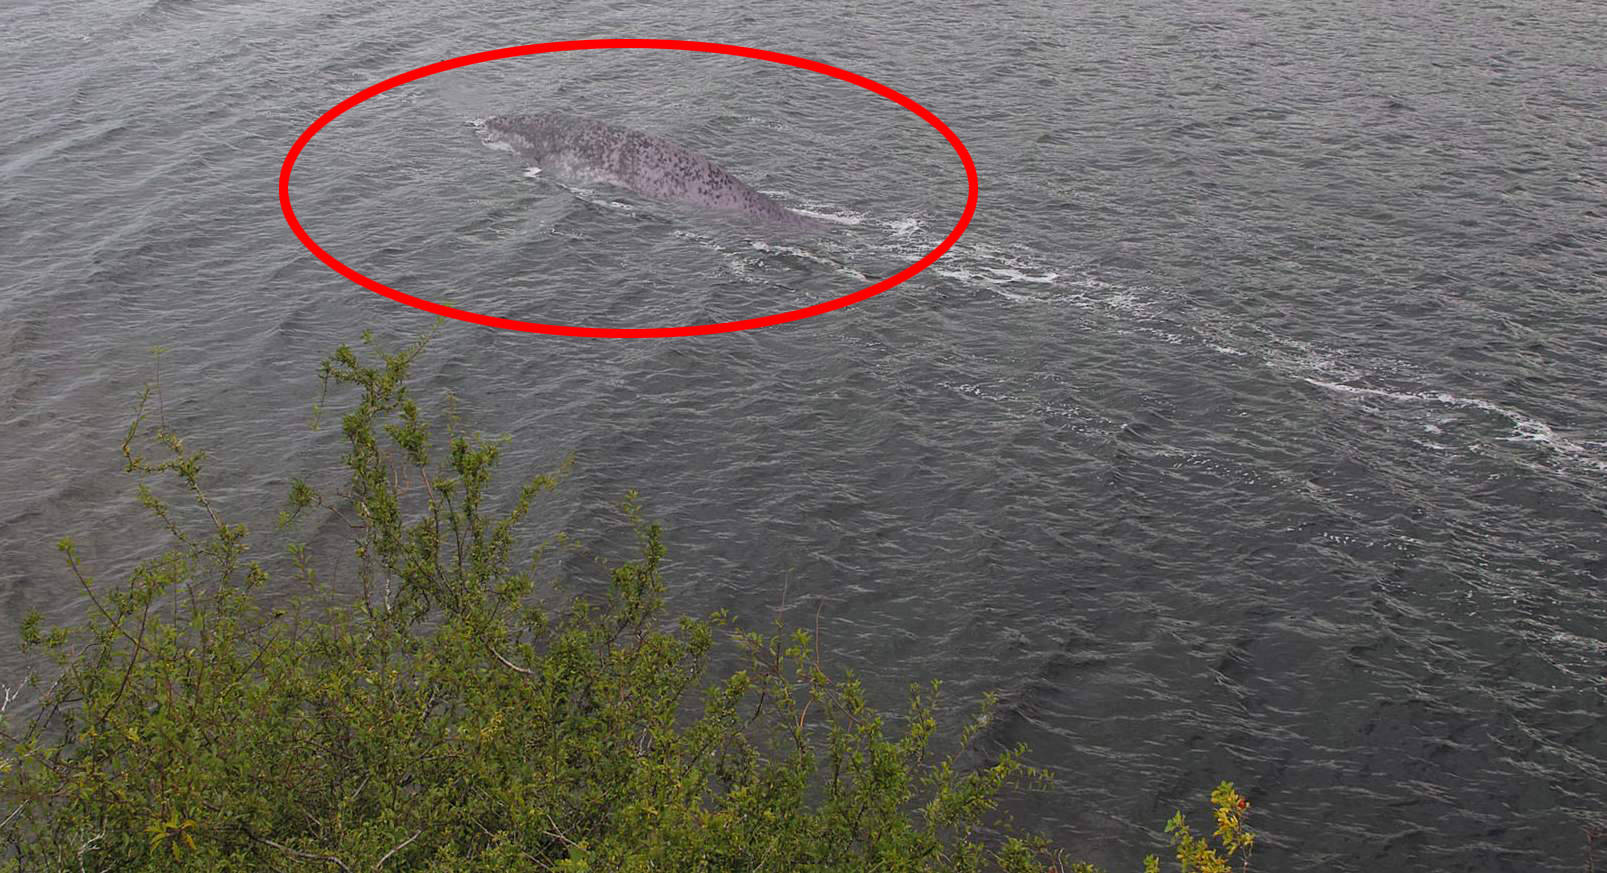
473,113,818,228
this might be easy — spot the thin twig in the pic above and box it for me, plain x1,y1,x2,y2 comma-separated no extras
543,813,576,848
76,830,103,873
245,830,353,873
373,829,422,869
488,644,534,676
95,577,156,732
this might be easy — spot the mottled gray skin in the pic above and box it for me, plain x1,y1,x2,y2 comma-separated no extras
474,113,815,228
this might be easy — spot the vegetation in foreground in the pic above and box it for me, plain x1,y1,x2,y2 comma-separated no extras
0,333,1256,871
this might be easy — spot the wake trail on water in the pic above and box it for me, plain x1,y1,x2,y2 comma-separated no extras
449,136,1606,486
843,218,1607,482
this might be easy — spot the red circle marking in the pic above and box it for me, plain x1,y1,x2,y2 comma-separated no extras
279,39,978,338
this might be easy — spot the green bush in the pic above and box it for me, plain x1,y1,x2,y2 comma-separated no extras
0,334,1255,872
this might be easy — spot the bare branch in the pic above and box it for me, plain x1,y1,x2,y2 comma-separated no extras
488,643,534,677
245,829,354,873
373,829,422,869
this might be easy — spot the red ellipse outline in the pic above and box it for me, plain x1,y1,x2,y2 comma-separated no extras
278,39,977,338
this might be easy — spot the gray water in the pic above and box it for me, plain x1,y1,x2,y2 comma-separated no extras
3,0,1605,869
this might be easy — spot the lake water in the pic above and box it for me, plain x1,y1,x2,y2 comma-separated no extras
3,0,1604,869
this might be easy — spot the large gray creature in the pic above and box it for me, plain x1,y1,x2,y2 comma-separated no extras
473,113,817,228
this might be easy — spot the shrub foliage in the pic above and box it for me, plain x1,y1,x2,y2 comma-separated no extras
0,335,1254,872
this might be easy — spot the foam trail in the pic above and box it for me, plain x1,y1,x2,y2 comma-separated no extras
1307,379,1607,472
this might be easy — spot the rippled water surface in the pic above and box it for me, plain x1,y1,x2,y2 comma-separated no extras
3,0,1605,869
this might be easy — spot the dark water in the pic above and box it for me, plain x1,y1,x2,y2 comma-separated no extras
3,0,1605,869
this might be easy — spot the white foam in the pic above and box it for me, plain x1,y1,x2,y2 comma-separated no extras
935,267,1057,286
757,192,863,225
750,242,870,282
1306,379,1607,471
1100,290,1156,316
793,207,862,226
542,178,638,212
986,267,1058,284
853,209,1603,482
